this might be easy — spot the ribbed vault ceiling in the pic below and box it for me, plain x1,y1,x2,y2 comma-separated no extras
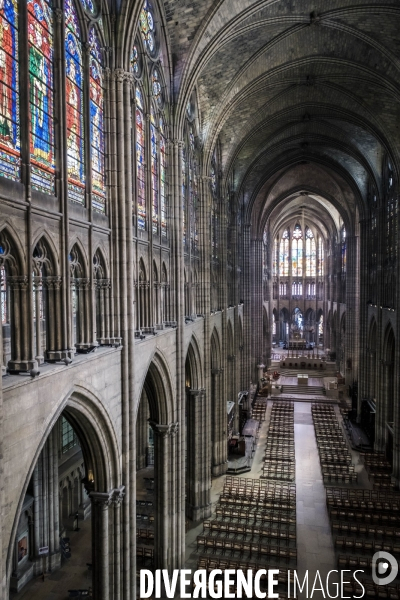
162,0,400,233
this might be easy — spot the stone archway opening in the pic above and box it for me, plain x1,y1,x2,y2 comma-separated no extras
135,356,182,577
8,401,121,600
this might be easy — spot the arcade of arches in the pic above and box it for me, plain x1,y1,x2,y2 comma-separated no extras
1,0,400,598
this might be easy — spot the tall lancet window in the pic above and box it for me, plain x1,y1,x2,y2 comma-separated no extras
150,106,158,234
0,0,20,181
292,223,303,277
305,227,316,276
89,27,105,211
28,0,55,194
279,229,289,276
159,116,167,237
341,226,346,273
136,88,146,229
182,145,186,245
65,0,85,204
318,237,324,276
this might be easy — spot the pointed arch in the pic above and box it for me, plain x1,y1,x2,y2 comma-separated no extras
185,334,203,390
137,351,174,425
210,327,221,370
7,384,121,587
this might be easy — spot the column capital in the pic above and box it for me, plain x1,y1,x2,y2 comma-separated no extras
90,490,114,508
149,420,179,437
8,275,29,290
112,486,125,506
187,388,206,398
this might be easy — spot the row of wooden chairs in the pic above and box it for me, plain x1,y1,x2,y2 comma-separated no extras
220,495,294,511
327,487,400,501
329,507,399,525
312,403,356,484
332,521,400,539
137,528,154,543
263,402,295,483
203,520,296,539
215,505,296,525
335,535,400,555
224,478,295,493
136,513,154,524
323,472,357,484
327,496,400,511
197,535,297,562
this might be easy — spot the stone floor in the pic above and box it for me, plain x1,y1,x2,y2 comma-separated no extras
12,400,371,599
10,518,92,600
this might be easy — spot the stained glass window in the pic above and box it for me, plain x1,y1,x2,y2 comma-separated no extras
279,229,289,276
292,223,303,277
65,0,85,204
305,226,316,276
152,69,162,108
150,107,158,234
341,226,346,273
318,237,324,276
28,0,55,194
182,146,186,245
0,0,20,181
139,0,156,55
89,28,105,211
210,164,216,196
136,88,146,229
273,238,278,276
0,264,7,324
61,416,78,453
189,134,198,253
160,117,167,237
79,0,95,14
130,45,140,76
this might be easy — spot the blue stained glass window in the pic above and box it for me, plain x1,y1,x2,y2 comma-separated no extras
160,117,167,237
28,0,55,194
136,88,146,229
89,27,106,212
65,0,85,204
150,107,158,234
0,0,20,181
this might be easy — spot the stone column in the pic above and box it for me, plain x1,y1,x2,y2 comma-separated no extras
90,491,112,600
136,393,149,470
7,276,38,372
112,487,125,600
186,389,211,522
211,368,227,476
149,421,180,572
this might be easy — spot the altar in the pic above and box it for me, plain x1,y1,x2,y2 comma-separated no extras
297,373,308,386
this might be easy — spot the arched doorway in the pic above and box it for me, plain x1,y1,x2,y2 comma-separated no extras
8,393,121,600
135,355,183,573
185,337,210,522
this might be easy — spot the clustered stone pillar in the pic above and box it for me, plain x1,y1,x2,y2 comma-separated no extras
211,368,227,476
30,428,61,575
89,486,125,600
136,393,150,470
7,276,38,373
149,421,181,572
186,389,211,521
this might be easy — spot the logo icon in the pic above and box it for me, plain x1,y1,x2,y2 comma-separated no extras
372,551,399,586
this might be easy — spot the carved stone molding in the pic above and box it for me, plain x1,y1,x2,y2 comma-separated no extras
8,275,29,290
149,421,179,438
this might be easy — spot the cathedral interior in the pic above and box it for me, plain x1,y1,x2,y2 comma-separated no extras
1,0,400,598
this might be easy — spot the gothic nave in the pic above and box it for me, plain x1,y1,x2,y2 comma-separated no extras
1,0,400,598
